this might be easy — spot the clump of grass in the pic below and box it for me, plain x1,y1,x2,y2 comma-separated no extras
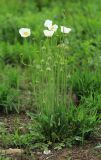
0,66,21,113
28,38,100,149
67,69,101,106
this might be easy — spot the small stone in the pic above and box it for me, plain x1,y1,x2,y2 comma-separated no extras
43,150,51,155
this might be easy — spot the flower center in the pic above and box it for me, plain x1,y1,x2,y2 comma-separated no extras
51,25,55,31
24,32,29,36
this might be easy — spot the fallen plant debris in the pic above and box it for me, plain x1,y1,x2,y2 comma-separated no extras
0,148,24,155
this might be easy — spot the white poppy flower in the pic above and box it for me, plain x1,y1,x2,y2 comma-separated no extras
43,150,51,155
48,24,58,32
61,26,71,33
44,19,58,32
19,28,31,38
43,30,54,37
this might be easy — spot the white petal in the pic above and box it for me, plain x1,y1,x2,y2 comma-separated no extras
49,24,58,32
43,30,54,37
61,26,71,33
19,28,31,37
43,150,51,155
44,20,52,28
